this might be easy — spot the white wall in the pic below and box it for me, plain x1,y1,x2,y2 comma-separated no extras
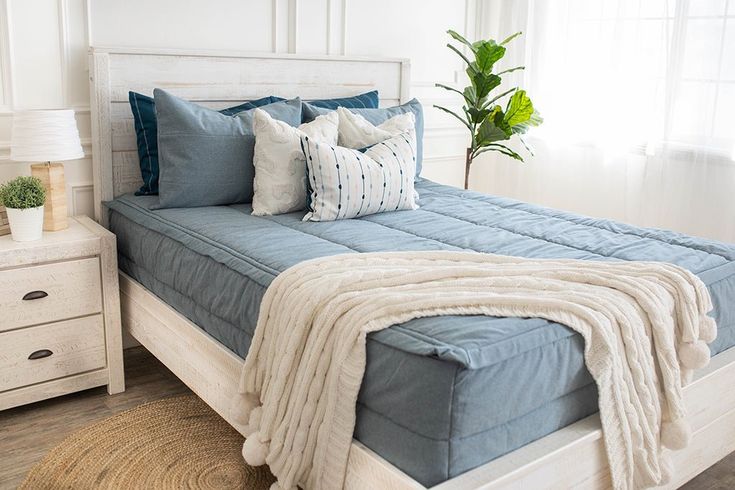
0,0,94,217
5,1,727,244
0,0,475,217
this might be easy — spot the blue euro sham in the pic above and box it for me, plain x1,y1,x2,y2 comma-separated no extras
306,90,380,110
272,91,381,110
153,89,302,209
128,91,279,196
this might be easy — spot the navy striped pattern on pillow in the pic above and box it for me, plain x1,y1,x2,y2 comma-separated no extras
270,91,380,115
306,90,379,110
301,99,425,178
301,129,418,221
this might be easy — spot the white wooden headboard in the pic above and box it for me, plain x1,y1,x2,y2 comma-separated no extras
88,46,410,223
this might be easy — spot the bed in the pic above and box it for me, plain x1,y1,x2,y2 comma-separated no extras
89,46,735,489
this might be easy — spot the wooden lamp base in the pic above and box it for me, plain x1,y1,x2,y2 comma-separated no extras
0,206,9,236
31,162,68,231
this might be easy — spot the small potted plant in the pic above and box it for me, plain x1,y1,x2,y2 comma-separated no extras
0,176,46,242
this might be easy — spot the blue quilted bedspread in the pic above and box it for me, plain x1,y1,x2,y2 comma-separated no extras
107,178,735,487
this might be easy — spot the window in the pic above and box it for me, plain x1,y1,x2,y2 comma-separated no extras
524,0,735,158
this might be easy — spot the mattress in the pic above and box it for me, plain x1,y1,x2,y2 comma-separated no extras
107,178,735,487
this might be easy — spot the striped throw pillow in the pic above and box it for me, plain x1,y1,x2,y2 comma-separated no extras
301,129,419,221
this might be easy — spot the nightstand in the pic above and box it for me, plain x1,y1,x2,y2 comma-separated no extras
0,216,125,410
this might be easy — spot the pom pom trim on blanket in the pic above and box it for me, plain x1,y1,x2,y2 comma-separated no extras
236,251,716,490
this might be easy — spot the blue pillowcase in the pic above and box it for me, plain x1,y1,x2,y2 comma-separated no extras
302,99,425,177
306,90,379,110
270,90,380,114
153,89,302,209
128,92,278,196
130,89,381,198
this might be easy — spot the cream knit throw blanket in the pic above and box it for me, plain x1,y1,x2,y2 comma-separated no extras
234,251,717,490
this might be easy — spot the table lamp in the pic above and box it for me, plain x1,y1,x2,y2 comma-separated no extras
10,109,84,231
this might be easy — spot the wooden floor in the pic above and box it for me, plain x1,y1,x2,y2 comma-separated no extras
0,347,190,489
0,347,733,490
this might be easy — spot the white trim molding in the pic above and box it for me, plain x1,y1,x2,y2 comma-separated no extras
70,182,94,217
0,0,15,109
58,0,71,107
327,0,346,55
287,0,298,53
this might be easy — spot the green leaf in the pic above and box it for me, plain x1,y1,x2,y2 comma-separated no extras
512,109,544,134
433,104,472,132
467,106,491,125
462,105,473,124
471,71,501,100
496,65,525,76
475,107,511,146
519,136,535,156
463,86,477,106
447,30,475,52
436,83,467,102
447,44,474,70
483,87,517,108
493,106,513,137
465,62,478,79
474,144,524,161
504,90,535,128
436,84,479,112
500,31,523,45
490,143,524,160
474,41,506,72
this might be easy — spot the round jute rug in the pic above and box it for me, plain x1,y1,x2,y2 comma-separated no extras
20,394,276,489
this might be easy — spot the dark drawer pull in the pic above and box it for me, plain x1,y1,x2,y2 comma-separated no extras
28,349,53,360
22,290,48,301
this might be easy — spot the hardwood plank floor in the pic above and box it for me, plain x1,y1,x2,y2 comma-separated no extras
0,347,190,490
0,347,732,489
682,455,735,490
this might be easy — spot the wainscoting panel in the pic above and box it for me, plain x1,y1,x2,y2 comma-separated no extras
70,182,94,218
0,0,474,218
0,0,12,109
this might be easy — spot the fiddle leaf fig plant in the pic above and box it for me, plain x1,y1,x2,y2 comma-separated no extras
435,30,542,189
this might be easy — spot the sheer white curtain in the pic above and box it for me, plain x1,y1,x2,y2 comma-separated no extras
473,0,735,242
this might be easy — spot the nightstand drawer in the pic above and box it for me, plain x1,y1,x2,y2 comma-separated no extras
0,258,103,332
0,315,106,392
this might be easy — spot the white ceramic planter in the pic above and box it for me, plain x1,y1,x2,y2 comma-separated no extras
5,205,44,242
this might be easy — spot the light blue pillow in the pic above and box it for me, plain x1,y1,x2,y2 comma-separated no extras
302,99,425,177
153,89,302,209
128,92,279,196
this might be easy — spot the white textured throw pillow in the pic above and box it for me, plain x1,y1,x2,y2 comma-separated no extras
252,109,338,216
336,107,416,149
302,129,418,221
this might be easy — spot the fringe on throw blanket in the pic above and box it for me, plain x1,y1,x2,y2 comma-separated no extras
232,251,716,490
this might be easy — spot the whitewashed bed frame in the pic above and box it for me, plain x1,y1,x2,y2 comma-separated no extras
89,46,735,489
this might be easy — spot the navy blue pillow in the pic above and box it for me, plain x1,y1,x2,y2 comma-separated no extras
129,92,278,195
307,90,379,110
271,91,380,123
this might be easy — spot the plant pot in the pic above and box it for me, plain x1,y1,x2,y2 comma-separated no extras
5,205,44,242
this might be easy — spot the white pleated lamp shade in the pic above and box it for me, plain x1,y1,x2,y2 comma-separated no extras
10,109,84,162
